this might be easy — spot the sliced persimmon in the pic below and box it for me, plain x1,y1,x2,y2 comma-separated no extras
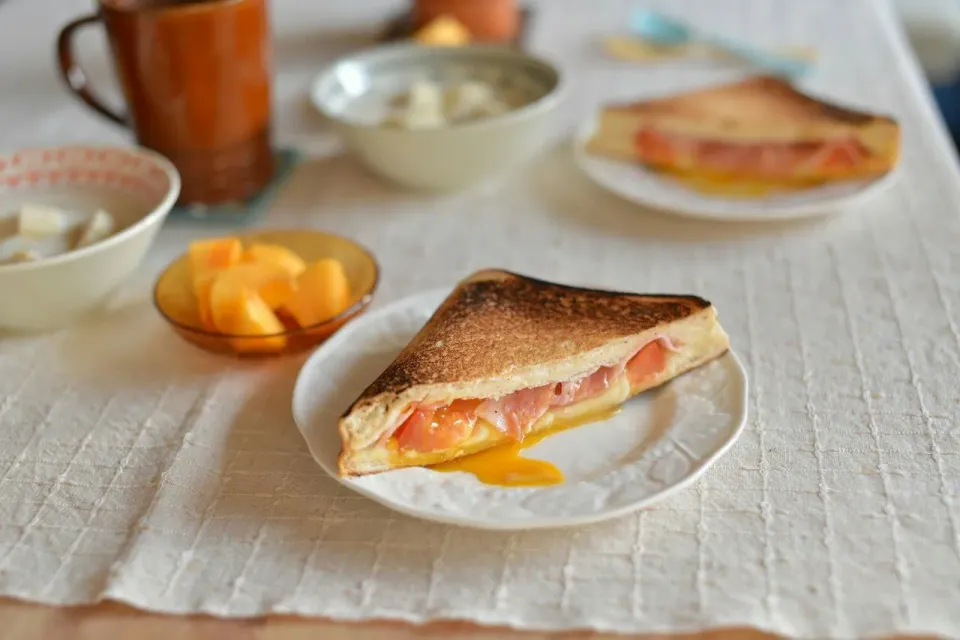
243,243,307,278
193,270,218,331
283,258,351,327
209,283,286,353
188,237,241,274
211,263,297,310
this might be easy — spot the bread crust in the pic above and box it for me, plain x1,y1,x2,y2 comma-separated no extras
586,75,901,166
354,269,708,401
603,76,883,125
337,270,726,472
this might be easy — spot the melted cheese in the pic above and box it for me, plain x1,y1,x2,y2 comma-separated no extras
661,169,823,199
431,376,631,487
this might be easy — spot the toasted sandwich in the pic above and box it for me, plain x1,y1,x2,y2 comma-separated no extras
337,269,730,476
585,76,900,185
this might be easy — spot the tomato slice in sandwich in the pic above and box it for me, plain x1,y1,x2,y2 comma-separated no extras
395,400,482,453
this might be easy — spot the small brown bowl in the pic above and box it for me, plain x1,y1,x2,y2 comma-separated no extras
153,229,379,358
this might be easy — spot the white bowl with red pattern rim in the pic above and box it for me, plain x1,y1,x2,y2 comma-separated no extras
0,145,180,332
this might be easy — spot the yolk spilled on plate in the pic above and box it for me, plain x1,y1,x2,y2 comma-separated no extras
659,169,825,199
430,406,622,487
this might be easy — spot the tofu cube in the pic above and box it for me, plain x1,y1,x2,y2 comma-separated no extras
75,209,115,249
18,204,66,238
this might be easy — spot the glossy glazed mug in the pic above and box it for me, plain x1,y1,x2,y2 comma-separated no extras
57,0,275,206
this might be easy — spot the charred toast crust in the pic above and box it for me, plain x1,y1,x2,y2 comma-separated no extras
343,270,711,415
746,77,879,125
606,75,894,126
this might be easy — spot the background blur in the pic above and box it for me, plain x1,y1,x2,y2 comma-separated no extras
896,0,960,146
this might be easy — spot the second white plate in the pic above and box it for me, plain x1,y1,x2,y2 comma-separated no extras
573,114,899,222
292,290,749,530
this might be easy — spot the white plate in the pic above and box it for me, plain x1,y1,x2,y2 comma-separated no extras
573,114,899,222
292,290,749,530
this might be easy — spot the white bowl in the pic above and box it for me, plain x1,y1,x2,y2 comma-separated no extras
0,145,180,332
311,43,564,191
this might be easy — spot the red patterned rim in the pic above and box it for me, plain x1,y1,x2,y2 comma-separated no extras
0,145,180,272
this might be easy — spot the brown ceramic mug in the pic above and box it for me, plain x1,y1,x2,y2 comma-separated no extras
57,0,275,206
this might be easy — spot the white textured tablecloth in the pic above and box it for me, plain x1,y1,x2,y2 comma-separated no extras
1,0,959,638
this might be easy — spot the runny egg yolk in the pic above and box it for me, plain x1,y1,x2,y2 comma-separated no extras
430,405,622,487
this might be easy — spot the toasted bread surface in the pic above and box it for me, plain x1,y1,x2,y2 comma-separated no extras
604,77,876,124
337,270,725,471
356,269,709,401
587,76,900,161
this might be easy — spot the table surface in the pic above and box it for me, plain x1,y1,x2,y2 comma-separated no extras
0,598,936,640
2,0,960,638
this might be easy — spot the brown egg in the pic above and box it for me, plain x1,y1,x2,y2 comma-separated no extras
413,0,520,43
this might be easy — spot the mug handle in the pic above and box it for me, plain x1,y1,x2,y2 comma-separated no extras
56,14,127,126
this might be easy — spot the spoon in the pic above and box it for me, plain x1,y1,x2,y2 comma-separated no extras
630,11,813,79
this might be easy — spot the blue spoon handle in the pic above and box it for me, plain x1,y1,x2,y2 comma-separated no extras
701,34,811,79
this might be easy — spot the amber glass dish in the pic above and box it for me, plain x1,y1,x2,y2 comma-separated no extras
153,229,379,358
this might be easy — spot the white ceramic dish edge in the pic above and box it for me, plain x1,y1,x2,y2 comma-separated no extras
293,289,750,531
573,113,901,222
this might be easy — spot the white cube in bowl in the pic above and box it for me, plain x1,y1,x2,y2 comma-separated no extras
311,44,565,192
0,146,180,332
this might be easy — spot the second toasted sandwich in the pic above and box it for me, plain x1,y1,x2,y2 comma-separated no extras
585,76,900,184
338,269,730,476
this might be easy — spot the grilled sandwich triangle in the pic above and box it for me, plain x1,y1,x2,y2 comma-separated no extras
338,269,730,475
585,75,900,184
